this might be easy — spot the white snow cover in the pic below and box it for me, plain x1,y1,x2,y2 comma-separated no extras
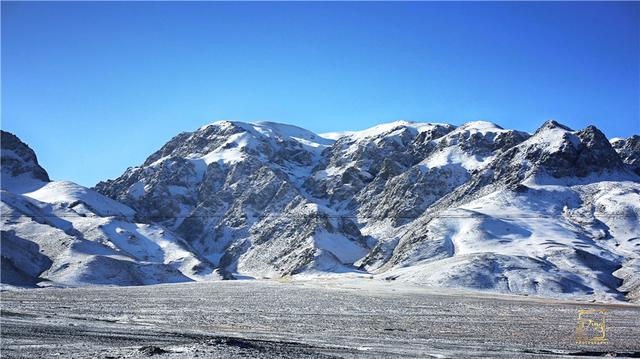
204,120,333,148
190,121,334,171
0,173,47,194
0,149,48,193
382,180,639,301
318,131,353,140
3,120,639,303
321,120,443,141
313,231,368,264
527,124,580,152
24,181,136,218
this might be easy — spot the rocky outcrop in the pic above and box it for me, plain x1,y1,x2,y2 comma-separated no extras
1,130,50,185
92,119,640,301
1,132,218,287
611,135,640,175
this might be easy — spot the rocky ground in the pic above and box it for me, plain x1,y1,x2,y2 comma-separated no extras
2,280,639,358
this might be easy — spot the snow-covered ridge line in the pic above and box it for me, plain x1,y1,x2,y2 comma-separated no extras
3,120,640,303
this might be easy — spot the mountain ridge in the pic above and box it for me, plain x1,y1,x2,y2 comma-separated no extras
2,120,639,302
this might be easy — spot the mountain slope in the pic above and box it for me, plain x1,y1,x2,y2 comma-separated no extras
93,120,640,301
2,120,638,302
94,121,370,278
1,131,50,193
372,121,639,301
1,130,218,287
611,135,640,175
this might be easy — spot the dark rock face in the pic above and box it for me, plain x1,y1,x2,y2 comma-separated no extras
1,130,50,184
574,126,625,174
536,119,573,132
611,135,640,175
423,121,635,218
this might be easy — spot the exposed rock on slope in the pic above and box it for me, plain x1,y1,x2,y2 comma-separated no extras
1,130,218,287
612,135,640,175
370,121,639,301
1,131,50,193
95,121,368,278
2,120,639,302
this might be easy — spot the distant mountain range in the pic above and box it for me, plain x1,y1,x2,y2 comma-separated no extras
2,120,639,302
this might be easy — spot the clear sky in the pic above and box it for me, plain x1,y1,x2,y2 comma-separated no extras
2,2,639,187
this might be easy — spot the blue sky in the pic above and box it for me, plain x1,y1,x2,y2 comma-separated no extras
2,1,639,187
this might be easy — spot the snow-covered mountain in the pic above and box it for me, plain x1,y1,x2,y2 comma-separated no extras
1,130,219,287
2,120,639,302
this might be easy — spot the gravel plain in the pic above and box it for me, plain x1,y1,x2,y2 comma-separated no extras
1,279,639,358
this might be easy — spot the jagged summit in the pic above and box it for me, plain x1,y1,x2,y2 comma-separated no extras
320,120,448,141
536,119,574,133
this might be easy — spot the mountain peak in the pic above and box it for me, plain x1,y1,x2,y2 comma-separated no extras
458,120,504,132
574,124,625,172
4,120,639,303
322,120,448,141
610,135,640,175
1,130,50,193
536,120,574,133
197,120,332,145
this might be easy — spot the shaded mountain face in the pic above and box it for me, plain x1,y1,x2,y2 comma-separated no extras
3,122,639,302
611,135,640,175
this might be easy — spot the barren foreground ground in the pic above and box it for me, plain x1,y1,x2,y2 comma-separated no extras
1,280,639,358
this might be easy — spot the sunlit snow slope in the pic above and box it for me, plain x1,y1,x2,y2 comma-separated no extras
1,131,219,287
